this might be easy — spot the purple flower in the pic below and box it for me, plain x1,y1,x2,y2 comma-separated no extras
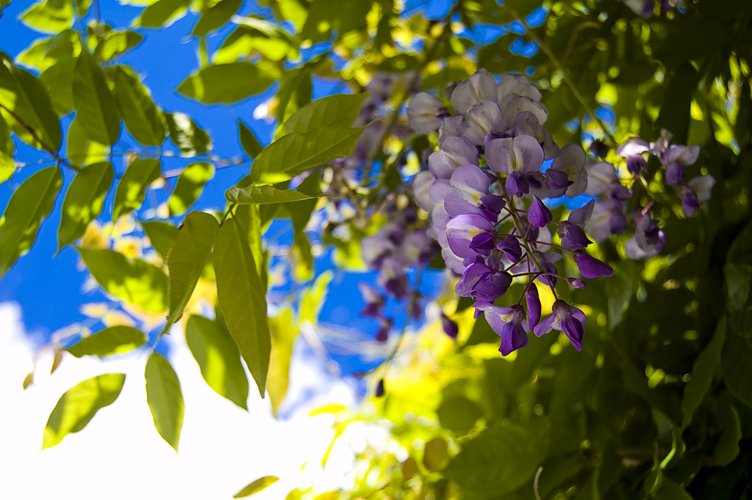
461,101,505,145
455,258,512,304
534,300,586,351
445,213,496,259
441,313,459,339
525,284,541,329
375,317,393,343
528,196,552,228
543,169,572,197
625,213,666,259
550,144,588,196
479,304,529,356
444,164,492,217
665,163,684,185
499,94,548,126
407,92,445,133
616,138,650,175
375,378,385,397
451,69,498,114
428,136,479,179
497,235,522,263
682,174,715,216
585,162,619,196
359,283,385,318
497,74,542,102
486,135,544,175
557,222,592,252
469,232,496,255
573,251,614,279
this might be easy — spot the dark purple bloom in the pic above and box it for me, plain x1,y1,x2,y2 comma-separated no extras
480,194,506,217
568,200,595,225
544,169,572,197
506,172,529,197
528,196,552,228
445,213,496,259
497,235,522,263
665,163,684,185
375,317,393,343
573,251,614,279
441,313,459,339
681,188,700,217
627,155,646,174
590,139,609,158
375,378,385,397
359,283,385,318
455,258,512,303
469,232,496,255
625,213,666,259
534,300,586,351
558,222,592,252
480,304,529,356
525,284,541,329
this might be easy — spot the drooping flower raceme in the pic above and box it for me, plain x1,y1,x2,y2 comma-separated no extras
408,70,616,355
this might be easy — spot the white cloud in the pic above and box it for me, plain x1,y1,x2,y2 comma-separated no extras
0,302,363,500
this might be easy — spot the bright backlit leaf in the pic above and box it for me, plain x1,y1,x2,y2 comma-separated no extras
214,217,270,397
233,476,279,498
250,126,363,184
226,184,323,205
111,65,166,146
66,116,109,167
186,314,249,410
165,211,219,331
142,220,179,260
76,247,169,313
66,326,147,357
136,0,190,28
177,62,276,104
73,48,121,145
58,161,114,250
43,373,126,449
192,0,241,36
20,0,75,34
281,93,368,135
166,112,212,155
168,162,214,216
0,166,62,278
145,352,184,450
267,307,299,415
112,157,161,221
0,112,14,184
238,120,263,159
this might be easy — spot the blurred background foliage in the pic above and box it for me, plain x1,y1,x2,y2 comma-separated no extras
0,0,751,498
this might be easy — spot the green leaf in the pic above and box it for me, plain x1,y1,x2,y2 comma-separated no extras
166,112,212,155
233,476,279,498
437,395,484,435
681,317,726,428
656,63,699,145
300,0,370,43
655,478,693,500
238,120,263,158
145,352,184,450
142,220,178,260
299,271,332,324
177,63,276,104
713,396,741,466
423,437,450,472
66,116,109,167
73,49,121,145
214,217,271,397
43,373,126,449
58,161,114,250
192,0,241,36
0,52,62,151
444,420,548,498
721,331,752,409
0,112,14,184
281,93,368,135
274,66,312,126
136,0,190,28
725,263,751,312
20,0,75,34
165,211,218,331
66,326,147,357
251,126,364,184
214,21,297,63
16,29,80,73
267,307,299,415
0,166,62,278
112,158,161,221
226,185,323,205
76,247,169,313
96,29,144,61
168,162,214,216
111,66,166,146
39,56,76,115
186,314,249,410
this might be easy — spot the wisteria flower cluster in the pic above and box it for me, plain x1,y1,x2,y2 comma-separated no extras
407,70,615,355
584,129,714,259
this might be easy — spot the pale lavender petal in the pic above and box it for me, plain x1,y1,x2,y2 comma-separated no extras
585,162,618,196
497,75,542,102
499,94,548,125
688,174,715,202
461,101,504,145
407,92,444,133
451,69,498,114
568,200,595,225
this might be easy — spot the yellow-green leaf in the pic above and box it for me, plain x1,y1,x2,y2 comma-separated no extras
238,120,263,158
76,247,168,313
214,217,270,397
168,162,214,216
165,211,218,331
226,184,323,205
66,326,147,357
66,116,109,167
267,307,299,415
21,0,75,34
0,112,14,184
58,161,114,250
281,93,368,135
111,65,166,146
96,29,143,61
166,112,212,155
233,476,279,498
186,314,249,410
145,352,183,450
251,127,363,184
142,220,178,260
72,49,121,145
43,373,125,449
0,166,62,278
136,0,190,28
177,62,276,104
192,0,241,36
112,158,161,221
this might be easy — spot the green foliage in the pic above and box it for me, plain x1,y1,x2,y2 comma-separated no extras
43,373,126,449
226,184,323,205
111,65,166,146
0,166,62,277
233,475,279,498
76,247,168,313
145,352,184,450
58,161,113,249
214,217,271,397
66,326,147,357
112,158,161,221
72,48,121,146
165,211,218,330
186,314,249,410
177,62,276,104
168,162,214,216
